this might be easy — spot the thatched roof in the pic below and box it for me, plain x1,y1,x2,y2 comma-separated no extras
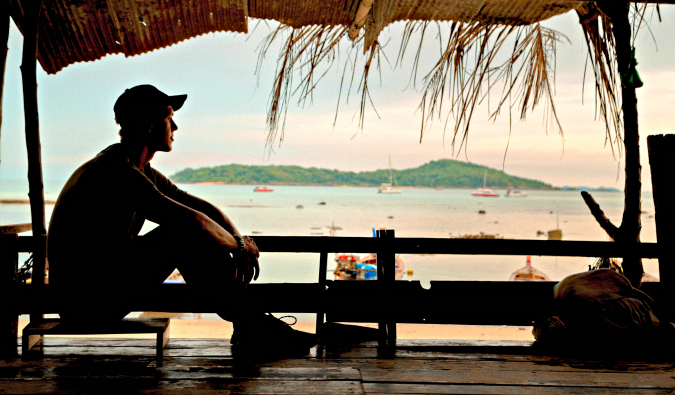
7,0,584,75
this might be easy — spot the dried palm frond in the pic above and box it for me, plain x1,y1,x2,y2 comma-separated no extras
255,23,393,155
576,3,656,158
406,21,567,152
256,24,351,153
577,4,622,156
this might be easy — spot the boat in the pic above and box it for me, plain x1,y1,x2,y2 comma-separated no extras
505,189,528,198
377,155,401,194
334,253,406,280
472,170,499,197
254,186,274,192
377,183,401,194
508,256,551,281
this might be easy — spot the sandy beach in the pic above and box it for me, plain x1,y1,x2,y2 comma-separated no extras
18,319,535,341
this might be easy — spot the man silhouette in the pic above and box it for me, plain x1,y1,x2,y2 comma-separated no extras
47,84,315,360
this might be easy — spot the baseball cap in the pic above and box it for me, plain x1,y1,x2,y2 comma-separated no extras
114,85,187,124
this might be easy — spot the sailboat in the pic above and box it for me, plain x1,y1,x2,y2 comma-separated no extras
471,169,499,197
377,155,401,194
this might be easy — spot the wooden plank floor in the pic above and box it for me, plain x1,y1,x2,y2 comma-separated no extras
0,338,673,394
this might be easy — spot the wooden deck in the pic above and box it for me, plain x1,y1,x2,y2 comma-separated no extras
1,336,673,394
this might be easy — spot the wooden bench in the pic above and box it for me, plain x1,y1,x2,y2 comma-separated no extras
22,318,170,357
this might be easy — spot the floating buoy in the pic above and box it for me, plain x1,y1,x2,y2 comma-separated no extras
407,269,413,276
478,210,486,214
296,205,304,209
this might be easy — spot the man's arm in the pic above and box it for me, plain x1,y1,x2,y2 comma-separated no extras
142,192,259,284
171,192,241,237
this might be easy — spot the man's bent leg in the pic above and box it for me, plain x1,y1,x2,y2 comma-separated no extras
134,226,317,361
132,226,243,321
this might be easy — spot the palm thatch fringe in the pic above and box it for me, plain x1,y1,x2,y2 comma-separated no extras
577,3,622,156
257,24,356,154
404,21,566,151
257,12,649,157
259,21,569,154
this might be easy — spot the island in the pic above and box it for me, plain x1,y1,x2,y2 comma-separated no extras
170,159,553,189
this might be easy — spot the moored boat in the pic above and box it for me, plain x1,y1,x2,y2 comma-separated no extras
377,183,401,194
254,186,274,192
472,170,499,197
505,189,528,198
509,256,550,281
334,253,406,280
377,155,401,194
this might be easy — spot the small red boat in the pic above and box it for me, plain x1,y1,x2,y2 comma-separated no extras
254,186,274,192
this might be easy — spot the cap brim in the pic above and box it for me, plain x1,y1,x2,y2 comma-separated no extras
169,94,187,111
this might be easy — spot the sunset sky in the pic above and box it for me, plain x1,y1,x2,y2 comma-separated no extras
1,6,674,189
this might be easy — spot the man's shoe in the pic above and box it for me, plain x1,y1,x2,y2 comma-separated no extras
231,313,318,363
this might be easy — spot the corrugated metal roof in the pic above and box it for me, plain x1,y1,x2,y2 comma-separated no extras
8,0,583,75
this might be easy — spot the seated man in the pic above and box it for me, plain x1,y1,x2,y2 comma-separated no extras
47,84,315,359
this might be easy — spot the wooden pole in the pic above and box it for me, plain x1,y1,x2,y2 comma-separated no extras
376,229,396,347
647,134,675,320
0,234,18,358
0,1,9,180
21,0,46,294
315,251,328,337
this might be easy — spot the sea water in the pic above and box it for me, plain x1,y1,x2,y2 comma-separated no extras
1,179,659,284
1,180,659,321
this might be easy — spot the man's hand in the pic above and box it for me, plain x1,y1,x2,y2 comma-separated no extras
233,235,260,286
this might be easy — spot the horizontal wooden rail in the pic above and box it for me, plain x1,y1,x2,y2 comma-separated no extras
251,236,660,259
13,235,660,259
0,224,31,235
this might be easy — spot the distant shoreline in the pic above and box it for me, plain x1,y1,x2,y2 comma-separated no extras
168,181,628,191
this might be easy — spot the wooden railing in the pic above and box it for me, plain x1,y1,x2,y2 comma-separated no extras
1,231,665,351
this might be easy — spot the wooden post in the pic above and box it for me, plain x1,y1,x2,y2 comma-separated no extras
647,134,675,319
0,0,10,175
0,234,18,358
376,229,396,346
21,1,45,327
21,0,46,292
315,251,328,336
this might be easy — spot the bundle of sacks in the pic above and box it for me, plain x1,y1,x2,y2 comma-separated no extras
533,269,674,355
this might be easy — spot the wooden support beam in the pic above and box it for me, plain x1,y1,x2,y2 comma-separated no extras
20,0,46,292
315,251,328,336
376,229,396,347
0,234,18,358
0,0,9,179
20,0,45,328
647,134,675,320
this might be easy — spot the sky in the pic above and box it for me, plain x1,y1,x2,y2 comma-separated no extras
1,6,675,189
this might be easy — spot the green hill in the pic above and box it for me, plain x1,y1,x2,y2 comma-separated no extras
170,159,552,189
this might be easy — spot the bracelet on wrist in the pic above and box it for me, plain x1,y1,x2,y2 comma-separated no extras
232,234,245,254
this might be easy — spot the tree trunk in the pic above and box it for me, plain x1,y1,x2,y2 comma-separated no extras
585,1,643,288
